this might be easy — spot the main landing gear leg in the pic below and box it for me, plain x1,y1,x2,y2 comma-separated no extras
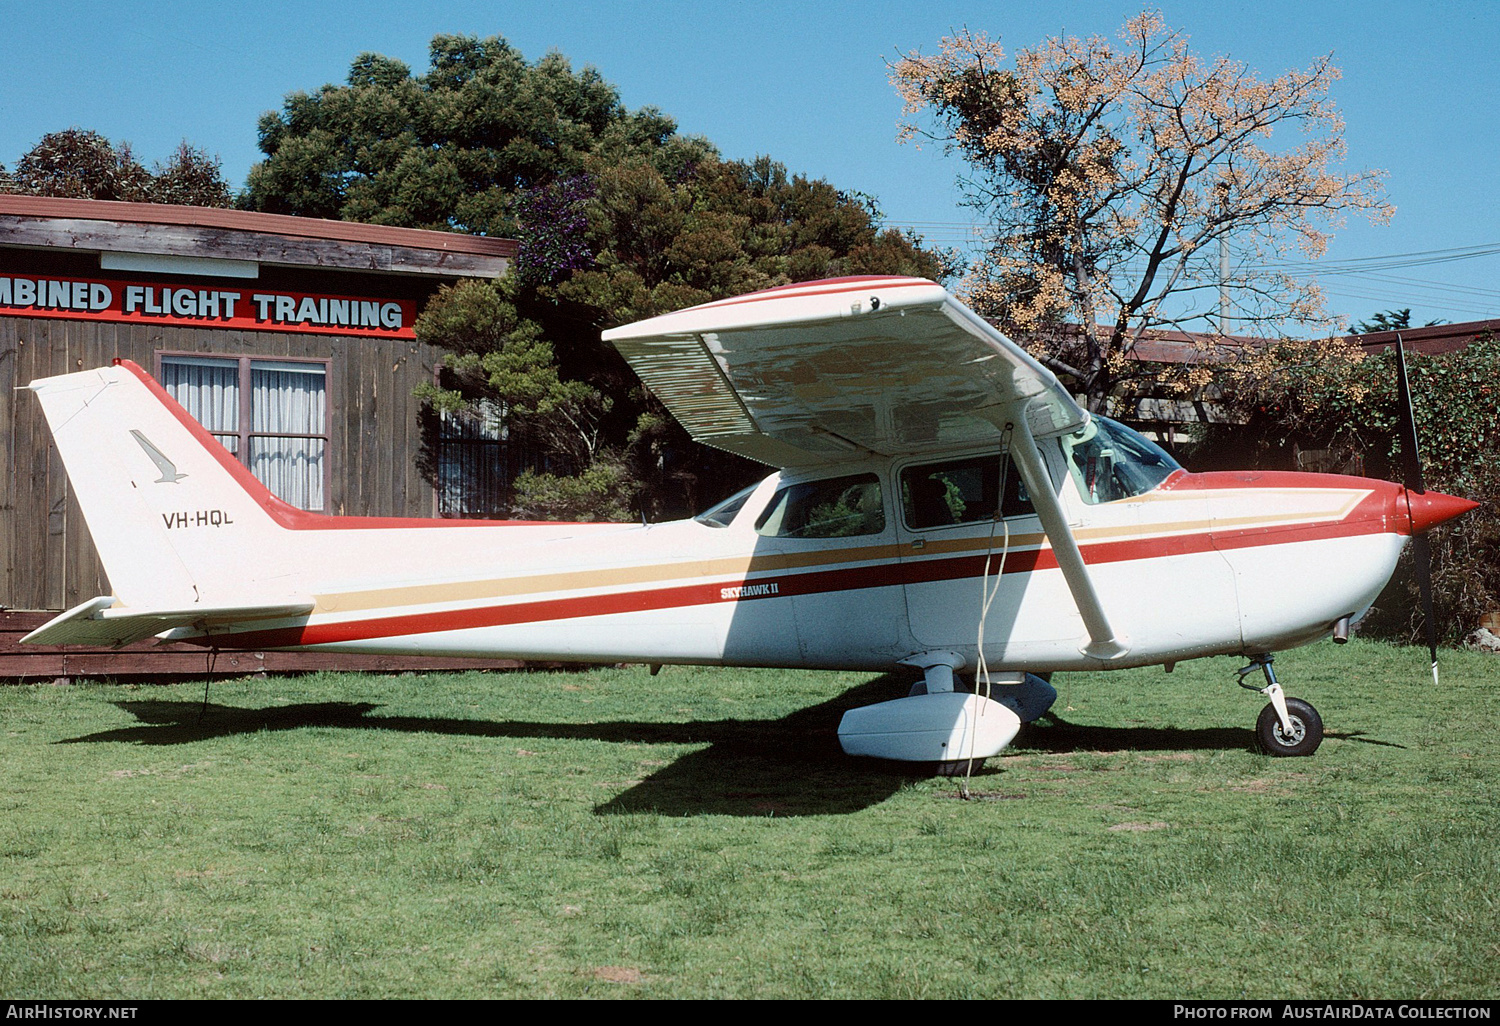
1237,655,1324,757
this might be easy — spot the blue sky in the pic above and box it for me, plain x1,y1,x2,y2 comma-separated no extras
1,0,1495,327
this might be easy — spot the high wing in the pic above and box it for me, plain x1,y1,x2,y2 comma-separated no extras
601,276,1087,468
606,276,1126,660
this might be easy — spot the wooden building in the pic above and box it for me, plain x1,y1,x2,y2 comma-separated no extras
1,196,515,625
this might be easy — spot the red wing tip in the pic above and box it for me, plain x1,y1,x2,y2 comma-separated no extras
738,275,934,295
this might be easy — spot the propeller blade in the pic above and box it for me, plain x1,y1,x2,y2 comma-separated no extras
1412,534,1439,684
1393,334,1426,492
1393,334,1439,682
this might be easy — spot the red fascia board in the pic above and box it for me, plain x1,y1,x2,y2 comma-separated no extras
1352,319,1500,356
0,195,516,259
997,320,1500,365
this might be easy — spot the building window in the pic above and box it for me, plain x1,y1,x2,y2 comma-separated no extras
435,400,507,517
157,354,329,511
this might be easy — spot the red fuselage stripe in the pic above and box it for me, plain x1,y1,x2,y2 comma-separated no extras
207,508,1398,649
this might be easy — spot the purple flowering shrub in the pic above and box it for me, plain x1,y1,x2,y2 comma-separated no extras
513,174,597,286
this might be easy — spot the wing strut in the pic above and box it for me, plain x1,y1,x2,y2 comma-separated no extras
1006,411,1130,661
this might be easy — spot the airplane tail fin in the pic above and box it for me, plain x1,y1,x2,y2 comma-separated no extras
25,360,303,616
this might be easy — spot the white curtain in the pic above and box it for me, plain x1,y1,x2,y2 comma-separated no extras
158,356,326,511
159,356,240,454
250,361,326,511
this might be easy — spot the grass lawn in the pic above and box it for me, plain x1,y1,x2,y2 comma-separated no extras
1,639,1496,998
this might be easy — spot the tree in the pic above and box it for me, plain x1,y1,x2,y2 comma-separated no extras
244,35,676,235
890,12,1392,412
8,129,152,201
415,151,950,519
1351,309,1446,334
412,275,630,520
4,129,234,207
253,34,951,520
150,142,235,208
543,153,951,517
552,153,950,325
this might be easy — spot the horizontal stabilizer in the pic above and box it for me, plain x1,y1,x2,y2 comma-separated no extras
22,595,314,649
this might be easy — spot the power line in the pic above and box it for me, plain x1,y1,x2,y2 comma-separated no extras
889,225,1500,316
887,223,1500,274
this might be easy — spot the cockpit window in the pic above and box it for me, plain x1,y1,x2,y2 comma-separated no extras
1061,417,1181,504
695,483,759,528
755,474,885,539
900,453,1033,529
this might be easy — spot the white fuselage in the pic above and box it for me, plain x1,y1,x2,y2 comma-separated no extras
24,313,1423,683
186,450,1410,676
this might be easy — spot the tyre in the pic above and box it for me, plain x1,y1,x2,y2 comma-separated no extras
1255,698,1323,757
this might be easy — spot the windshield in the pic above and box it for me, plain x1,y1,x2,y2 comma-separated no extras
695,483,760,528
1060,417,1181,504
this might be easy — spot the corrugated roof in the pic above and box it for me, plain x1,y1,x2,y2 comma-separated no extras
1350,319,1500,356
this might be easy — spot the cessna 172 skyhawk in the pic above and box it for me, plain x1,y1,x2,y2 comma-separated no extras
23,276,1476,771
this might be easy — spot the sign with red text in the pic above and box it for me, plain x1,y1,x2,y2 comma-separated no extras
0,274,417,339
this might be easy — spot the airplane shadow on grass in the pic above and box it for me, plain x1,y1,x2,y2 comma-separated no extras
59,675,1377,817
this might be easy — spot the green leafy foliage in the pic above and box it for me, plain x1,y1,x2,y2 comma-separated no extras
144,143,235,208
414,276,614,479
1210,334,1500,640
512,456,633,522
556,154,952,327
251,33,951,520
245,35,674,235
4,130,232,207
1352,308,1446,333
1354,309,1414,333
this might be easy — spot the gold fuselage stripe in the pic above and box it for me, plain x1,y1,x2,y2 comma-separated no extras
312,488,1367,616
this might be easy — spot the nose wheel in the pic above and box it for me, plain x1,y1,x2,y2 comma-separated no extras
1238,656,1324,757
1254,696,1323,756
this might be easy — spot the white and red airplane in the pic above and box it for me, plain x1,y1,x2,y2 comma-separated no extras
22,276,1476,771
